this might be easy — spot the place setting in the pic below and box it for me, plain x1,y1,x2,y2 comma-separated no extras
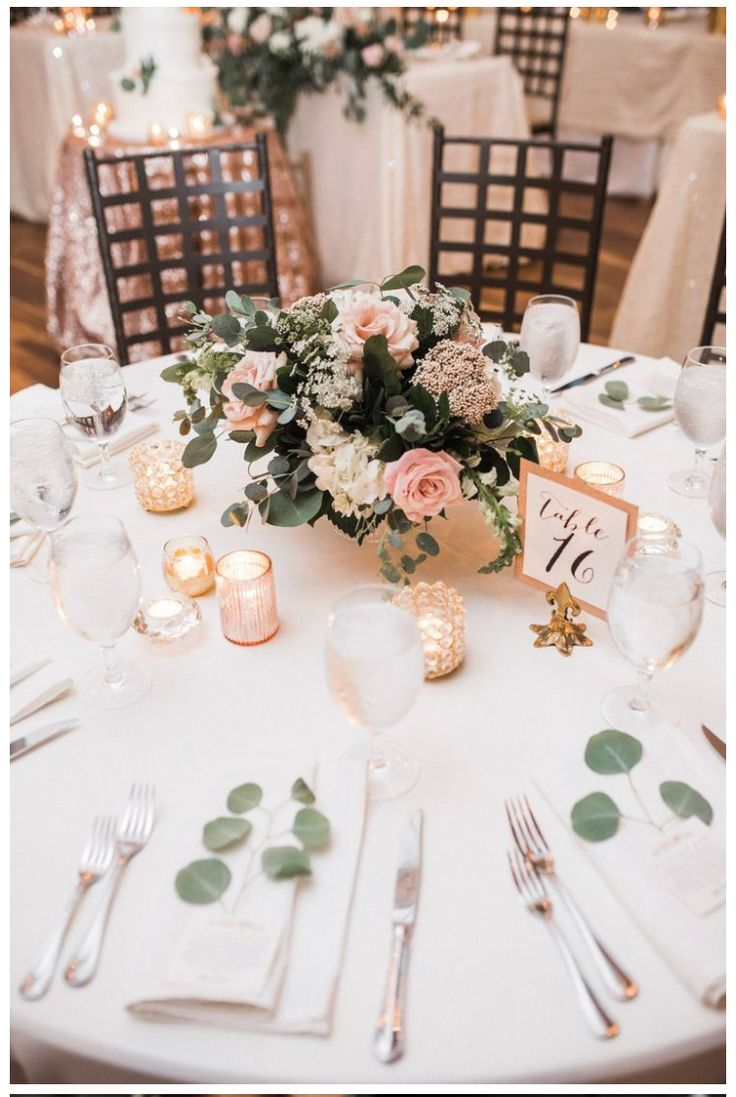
9,4,726,1088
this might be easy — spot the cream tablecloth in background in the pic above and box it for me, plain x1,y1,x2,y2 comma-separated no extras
10,344,725,1083
10,19,123,222
610,112,726,362
287,56,532,286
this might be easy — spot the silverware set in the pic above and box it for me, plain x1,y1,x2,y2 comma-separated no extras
19,782,155,1000
506,793,638,1039
126,391,156,413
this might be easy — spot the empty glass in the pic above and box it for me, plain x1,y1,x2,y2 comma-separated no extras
603,537,703,732
50,515,151,708
326,585,424,801
10,418,78,581
60,343,130,489
704,442,726,607
668,346,726,498
519,294,581,403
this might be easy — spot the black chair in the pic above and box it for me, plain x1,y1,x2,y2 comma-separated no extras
493,7,570,137
429,126,612,341
700,216,726,346
401,6,464,45
84,136,279,364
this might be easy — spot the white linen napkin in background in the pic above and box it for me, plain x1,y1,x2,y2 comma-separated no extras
127,751,367,1035
561,356,679,437
10,663,74,726
535,728,725,1008
9,518,44,568
9,382,158,467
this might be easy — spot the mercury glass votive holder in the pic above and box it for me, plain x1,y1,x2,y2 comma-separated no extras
215,550,279,646
133,593,201,645
393,581,465,679
129,439,194,512
573,460,626,497
163,535,215,596
536,410,574,474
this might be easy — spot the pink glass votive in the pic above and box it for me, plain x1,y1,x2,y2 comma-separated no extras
215,550,279,646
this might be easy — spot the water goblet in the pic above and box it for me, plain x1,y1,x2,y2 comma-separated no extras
519,294,581,403
60,343,130,489
325,585,424,801
668,345,726,498
704,442,726,607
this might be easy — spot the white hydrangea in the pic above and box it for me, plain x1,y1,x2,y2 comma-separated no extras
226,7,249,34
294,15,343,55
269,30,292,56
306,413,387,517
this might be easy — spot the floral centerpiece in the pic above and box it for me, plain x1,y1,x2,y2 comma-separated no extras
162,266,580,583
203,7,426,136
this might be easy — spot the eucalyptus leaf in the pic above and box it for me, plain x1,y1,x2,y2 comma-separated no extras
211,314,242,345
226,782,263,813
604,380,629,401
262,845,312,880
175,858,231,903
598,394,626,410
571,792,621,842
584,729,643,774
292,807,330,849
202,816,252,851
182,432,217,467
265,487,323,528
221,503,249,527
380,264,425,291
660,781,713,825
637,395,673,412
416,531,439,556
291,777,316,805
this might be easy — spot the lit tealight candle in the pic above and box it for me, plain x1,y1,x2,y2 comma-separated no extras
129,439,194,512
167,126,181,150
148,122,166,147
393,581,465,679
215,550,279,646
90,99,113,129
134,593,201,645
163,535,216,597
637,512,680,548
186,111,213,139
536,410,575,474
573,460,626,497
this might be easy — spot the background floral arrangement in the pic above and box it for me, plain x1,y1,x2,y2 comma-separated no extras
202,6,427,136
162,266,580,583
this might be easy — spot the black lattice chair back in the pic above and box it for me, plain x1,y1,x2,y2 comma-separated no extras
429,126,612,341
700,216,726,346
401,6,464,44
493,7,570,136
84,136,279,364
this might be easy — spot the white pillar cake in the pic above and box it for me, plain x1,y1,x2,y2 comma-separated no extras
109,7,217,141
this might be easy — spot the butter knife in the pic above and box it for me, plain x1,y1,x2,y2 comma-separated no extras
10,718,80,761
373,810,423,1063
551,355,636,394
702,724,726,760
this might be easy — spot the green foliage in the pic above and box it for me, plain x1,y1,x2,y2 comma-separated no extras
660,781,713,825
226,783,263,813
175,859,231,904
292,807,330,849
202,817,252,851
291,777,316,804
571,792,621,842
262,846,312,880
584,729,643,774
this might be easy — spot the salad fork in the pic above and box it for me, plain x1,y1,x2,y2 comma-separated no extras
65,783,155,987
508,849,619,1040
19,815,115,1000
505,794,638,1001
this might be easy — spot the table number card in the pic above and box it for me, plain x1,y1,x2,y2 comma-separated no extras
515,459,638,619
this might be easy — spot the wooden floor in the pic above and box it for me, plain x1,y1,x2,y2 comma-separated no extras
9,196,653,393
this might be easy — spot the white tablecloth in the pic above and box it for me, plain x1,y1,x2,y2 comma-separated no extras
10,19,123,222
611,112,726,362
287,55,531,286
10,342,725,1083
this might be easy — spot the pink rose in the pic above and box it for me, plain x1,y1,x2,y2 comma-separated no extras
361,42,384,67
332,291,419,370
221,350,287,446
384,448,464,523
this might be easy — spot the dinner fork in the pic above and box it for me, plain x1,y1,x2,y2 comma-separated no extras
19,815,116,1000
65,783,155,987
508,849,619,1040
506,794,638,1001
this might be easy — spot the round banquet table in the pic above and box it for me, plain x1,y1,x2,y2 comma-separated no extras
10,343,725,1084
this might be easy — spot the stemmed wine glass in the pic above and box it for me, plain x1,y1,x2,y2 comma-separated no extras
704,442,726,607
10,418,78,582
325,585,424,801
519,294,581,403
50,515,151,709
668,346,726,498
602,536,704,732
60,344,130,489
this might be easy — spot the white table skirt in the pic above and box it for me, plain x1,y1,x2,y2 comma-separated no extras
611,112,726,362
10,344,725,1083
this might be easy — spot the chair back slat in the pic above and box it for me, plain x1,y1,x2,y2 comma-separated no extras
493,7,570,136
700,217,726,346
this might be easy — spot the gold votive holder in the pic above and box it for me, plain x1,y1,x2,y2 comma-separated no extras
163,534,215,596
537,410,574,474
573,460,625,497
134,593,201,645
215,550,279,646
393,581,465,679
129,439,194,512
186,111,213,139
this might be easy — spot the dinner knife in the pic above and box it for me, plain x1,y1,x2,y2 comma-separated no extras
10,718,80,761
373,809,423,1063
551,355,636,394
702,723,726,760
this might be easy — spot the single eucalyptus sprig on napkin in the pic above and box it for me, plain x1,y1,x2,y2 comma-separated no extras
571,730,712,842
175,777,330,907
598,380,672,413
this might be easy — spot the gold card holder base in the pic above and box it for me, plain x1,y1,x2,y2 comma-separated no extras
530,581,593,657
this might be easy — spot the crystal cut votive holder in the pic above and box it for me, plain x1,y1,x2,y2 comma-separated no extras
393,581,465,679
573,460,626,497
163,535,215,596
134,593,201,645
216,550,279,646
536,409,575,474
129,439,194,512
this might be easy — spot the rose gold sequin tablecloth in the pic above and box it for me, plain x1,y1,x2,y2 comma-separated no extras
46,126,318,359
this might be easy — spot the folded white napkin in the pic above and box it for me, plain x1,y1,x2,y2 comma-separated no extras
9,518,44,568
535,728,725,1008
561,356,679,437
10,661,75,726
10,382,158,467
127,751,367,1034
